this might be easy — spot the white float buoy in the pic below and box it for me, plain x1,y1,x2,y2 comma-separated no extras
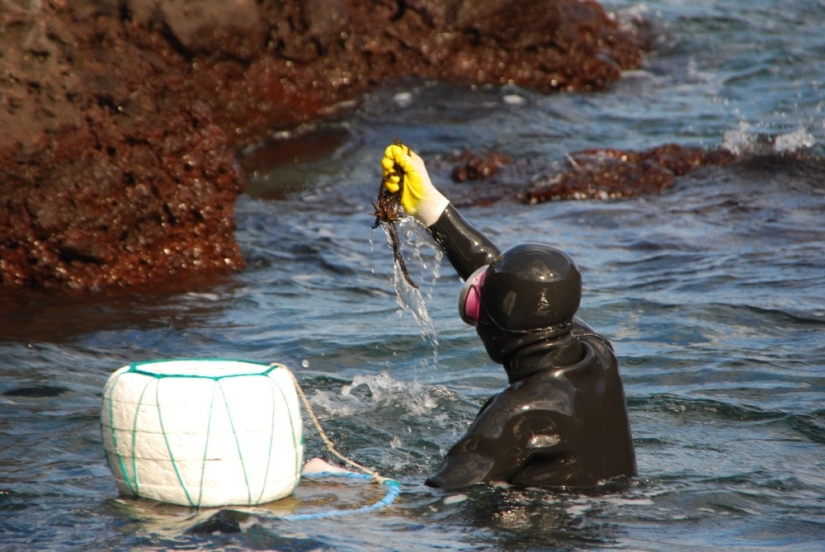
100,359,303,508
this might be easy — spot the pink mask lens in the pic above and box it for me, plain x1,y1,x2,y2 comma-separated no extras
459,266,488,326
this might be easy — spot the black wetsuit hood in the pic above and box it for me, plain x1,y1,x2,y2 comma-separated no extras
474,243,584,382
479,243,582,332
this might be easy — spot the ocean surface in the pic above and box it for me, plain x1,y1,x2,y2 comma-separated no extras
2,1,824,549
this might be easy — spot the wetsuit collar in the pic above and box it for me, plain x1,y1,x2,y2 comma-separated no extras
502,325,584,384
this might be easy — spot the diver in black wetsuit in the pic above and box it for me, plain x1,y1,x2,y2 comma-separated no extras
381,143,636,490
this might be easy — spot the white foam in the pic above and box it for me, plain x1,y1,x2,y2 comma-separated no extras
722,121,756,155
310,371,447,418
503,94,526,106
723,121,816,155
773,127,816,153
394,91,413,108
443,493,468,505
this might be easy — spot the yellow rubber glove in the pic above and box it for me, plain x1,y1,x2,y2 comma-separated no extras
382,143,449,227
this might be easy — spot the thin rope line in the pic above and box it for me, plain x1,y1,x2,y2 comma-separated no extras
269,369,303,485
217,379,253,505
156,378,195,507
280,473,401,521
196,381,218,507
281,366,389,485
105,369,138,495
253,375,277,505
129,375,156,497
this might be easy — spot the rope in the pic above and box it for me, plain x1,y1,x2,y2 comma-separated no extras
277,366,401,520
282,366,390,484
280,472,401,521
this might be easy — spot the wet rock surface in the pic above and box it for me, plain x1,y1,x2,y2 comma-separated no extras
522,145,737,203
1,0,245,291
1,0,648,291
433,145,737,208
451,150,513,183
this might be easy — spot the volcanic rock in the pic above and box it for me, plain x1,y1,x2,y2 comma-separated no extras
0,0,647,291
523,145,737,203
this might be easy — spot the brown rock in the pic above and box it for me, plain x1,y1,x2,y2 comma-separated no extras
157,0,267,60
0,1,244,290
523,145,736,203
0,0,647,291
451,150,513,182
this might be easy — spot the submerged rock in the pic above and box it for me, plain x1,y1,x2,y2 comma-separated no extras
2,385,67,398
0,0,646,291
437,144,736,208
451,150,513,182
523,145,736,203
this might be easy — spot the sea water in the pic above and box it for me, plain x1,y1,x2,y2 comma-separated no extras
2,1,825,549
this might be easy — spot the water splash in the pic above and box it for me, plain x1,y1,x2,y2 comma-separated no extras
773,127,816,153
371,216,443,371
723,121,817,155
309,371,454,418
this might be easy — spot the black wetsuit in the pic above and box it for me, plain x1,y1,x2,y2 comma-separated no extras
424,205,636,490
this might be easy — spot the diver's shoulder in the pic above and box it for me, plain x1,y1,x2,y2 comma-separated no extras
571,317,615,353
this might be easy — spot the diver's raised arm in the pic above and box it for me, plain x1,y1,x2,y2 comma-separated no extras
381,144,500,280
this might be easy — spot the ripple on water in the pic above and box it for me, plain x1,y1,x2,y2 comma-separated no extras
3,1,825,548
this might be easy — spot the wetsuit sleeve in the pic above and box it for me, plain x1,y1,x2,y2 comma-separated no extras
426,204,501,280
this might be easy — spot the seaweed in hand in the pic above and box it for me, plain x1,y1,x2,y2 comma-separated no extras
372,159,418,290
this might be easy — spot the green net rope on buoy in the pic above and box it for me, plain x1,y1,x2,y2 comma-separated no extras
101,359,400,517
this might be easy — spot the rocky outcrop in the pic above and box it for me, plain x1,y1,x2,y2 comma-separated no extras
522,145,736,203
438,144,736,208
1,1,246,290
0,0,646,291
